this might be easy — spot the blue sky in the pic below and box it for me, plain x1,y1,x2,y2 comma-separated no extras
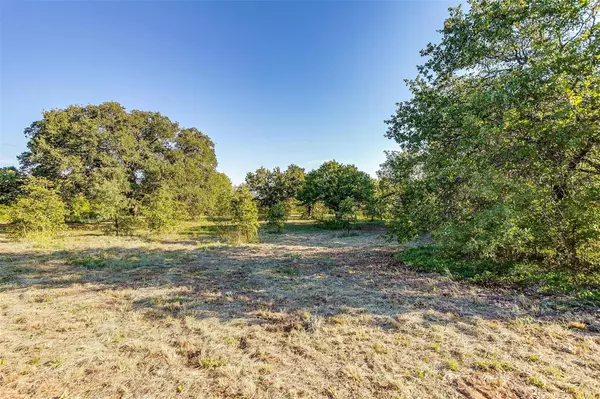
1,0,456,184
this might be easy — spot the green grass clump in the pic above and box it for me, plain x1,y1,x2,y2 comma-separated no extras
396,246,600,302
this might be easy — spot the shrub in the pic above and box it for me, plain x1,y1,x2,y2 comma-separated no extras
217,186,260,244
142,187,185,233
336,197,358,231
266,202,288,232
8,177,67,240
68,194,96,223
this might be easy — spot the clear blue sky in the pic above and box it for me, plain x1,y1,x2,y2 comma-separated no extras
1,0,456,184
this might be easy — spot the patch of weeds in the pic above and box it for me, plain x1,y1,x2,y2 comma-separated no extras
529,374,546,389
284,252,302,261
69,255,111,269
445,358,460,371
111,329,126,344
274,265,299,277
372,343,387,354
223,337,237,346
199,356,228,370
416,368,427,378
396,245,600,302
475,358,510,372
28,357,41,365
197,242,226,252
430,343,441,352
0,276,14,284
258,364,272,374
526,354,540,362
329,315,345,325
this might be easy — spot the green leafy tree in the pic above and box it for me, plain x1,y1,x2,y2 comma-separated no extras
206,172,233,219
364,178,394,221
245,164,305,210
18,102,222,228
227,186,260,243
298,161,374,219
337,197,358,231
142,186,186,233
0,166,24,205
266,201,288,232
68,194,96,223
383,0,600,268
9,177,67,240
91,172,139,236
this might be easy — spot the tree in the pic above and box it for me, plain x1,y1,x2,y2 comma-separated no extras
245,164,305,210
9,177,67,240
298,161,374,218
337,197,358,231
142,186,186,233
91,170,138,236
18,102,223,227
266,201,288,232
383,0,600,267
0,166,24,205
206,172,233,219
228,186,260,243
364,178,394,221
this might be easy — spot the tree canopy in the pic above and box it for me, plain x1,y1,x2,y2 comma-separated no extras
18,102,224,226
298,161,374,214
382,0,600,267
245,164,305,209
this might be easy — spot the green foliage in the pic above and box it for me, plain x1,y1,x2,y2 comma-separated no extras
266,201,288,232
364,178,394,221
336,197,358,231
91,173,139,236
383,0,600,269
206,172,233,219
68,194,96,223
245,164,305,211
306,201,331,222
0,167,24,205
397,246,600,302
19,102,223,229
298,161,374,216
218,186,260,244
142,186,185,233
8,177,67,240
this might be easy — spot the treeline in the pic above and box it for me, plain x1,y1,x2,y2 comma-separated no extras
244,161,392,231
0,102,390,242
381,0,600,270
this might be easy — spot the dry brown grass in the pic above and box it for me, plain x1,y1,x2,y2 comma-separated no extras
0,222,599,398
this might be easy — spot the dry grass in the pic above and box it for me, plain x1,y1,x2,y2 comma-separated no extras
0,222,599,398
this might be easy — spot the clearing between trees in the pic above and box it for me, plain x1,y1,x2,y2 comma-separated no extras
0,222,598,398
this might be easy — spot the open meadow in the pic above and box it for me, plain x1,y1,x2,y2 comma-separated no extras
0,222,598,399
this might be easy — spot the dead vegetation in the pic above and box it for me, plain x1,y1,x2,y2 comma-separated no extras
0,222,599,398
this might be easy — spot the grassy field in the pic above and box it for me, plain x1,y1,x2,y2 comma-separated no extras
0,221,599,398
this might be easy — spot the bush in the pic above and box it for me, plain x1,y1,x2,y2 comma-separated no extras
397,245,600,302
8,177,67,240
68,194,96,223
217,186,260,244
266,202,288,233
335,197,358,231
92,176,140,236
142,187,185,233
